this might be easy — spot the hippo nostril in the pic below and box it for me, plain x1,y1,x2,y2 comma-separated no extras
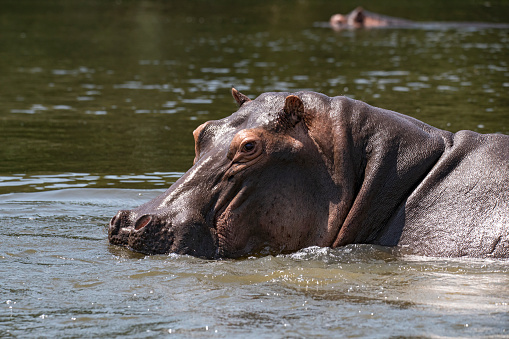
110,215,119,226
109,210,131,237
134,215,153,230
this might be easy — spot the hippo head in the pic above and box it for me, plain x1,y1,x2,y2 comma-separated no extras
109,89,342,258
330,7,366,29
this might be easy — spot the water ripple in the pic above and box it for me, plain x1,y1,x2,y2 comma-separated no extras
0,172,184,193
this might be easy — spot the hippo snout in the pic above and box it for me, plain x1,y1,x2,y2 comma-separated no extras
108,210,174,255
108,210,133,243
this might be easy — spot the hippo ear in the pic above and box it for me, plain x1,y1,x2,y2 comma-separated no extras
283,95,305,126
351,7,365,25
232,88,251,107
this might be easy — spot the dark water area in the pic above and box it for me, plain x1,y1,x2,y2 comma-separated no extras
1,0,509,337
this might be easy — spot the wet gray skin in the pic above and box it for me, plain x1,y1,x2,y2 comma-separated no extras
109,89,509,259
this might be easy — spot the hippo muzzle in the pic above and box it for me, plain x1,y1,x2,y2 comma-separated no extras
109,198,219,258
109,211,175,255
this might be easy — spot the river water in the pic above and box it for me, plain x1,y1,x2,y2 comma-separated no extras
1,0,508,337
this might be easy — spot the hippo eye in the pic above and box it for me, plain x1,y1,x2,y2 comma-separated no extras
242,141,256,153
228,132,263,163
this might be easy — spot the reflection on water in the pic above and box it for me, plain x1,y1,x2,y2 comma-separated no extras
1,0,509,337
0,172,182,194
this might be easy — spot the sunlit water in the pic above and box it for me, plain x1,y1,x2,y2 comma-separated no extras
1,0,509,337
1,187,508,338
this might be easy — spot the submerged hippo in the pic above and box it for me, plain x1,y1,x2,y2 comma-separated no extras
330,7,412,30
329,7,509,30
109,89,509,259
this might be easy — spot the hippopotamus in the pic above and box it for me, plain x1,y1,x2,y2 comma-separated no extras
330,7,412,30
329,7,509,30
109,89,509,259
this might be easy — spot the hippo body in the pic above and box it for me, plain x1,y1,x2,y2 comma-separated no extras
330,7,413,30
329,7,509,30
109,90,509,259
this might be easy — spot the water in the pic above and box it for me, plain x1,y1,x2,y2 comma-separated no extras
1,187,508,337
1,0,509,337
2,187,508,337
